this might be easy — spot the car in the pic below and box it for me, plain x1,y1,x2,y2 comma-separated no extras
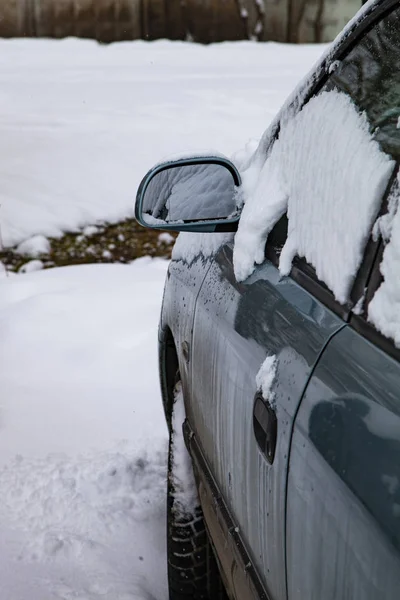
135,1,400,599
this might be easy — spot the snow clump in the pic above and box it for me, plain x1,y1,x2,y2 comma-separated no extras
256,355,277,408
234,91,394,304
16,235,51,257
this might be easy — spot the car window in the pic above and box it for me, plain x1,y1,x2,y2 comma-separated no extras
234,5,399,309
325,6,400,161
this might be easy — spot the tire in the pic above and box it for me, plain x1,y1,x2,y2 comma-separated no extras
167,386,228,600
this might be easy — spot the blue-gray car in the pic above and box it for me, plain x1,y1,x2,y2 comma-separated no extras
135,1,400,598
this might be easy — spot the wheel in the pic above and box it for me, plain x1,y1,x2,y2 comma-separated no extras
167,383,228,600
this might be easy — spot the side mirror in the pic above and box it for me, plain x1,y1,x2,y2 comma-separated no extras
135,156,242,232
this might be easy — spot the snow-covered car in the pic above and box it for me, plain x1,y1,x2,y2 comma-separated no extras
135,1,400,599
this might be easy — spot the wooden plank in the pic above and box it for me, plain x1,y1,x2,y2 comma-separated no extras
216,0,246,42
205,0,218,43
184,0,215,43
33,0,144,42
321,0,360,42
25,0,37,36
72,0,96,39
115,0,138,40
0,0,20,37
0,0,307,43
289,0,321,43
35,0,74,38
53,0,75,38
33,0,53,37
165,0,185,40
144,0,166,41
288,0,361,43
287,0,303,42
183,0,201,42
232,0,256,40
10,0,37,37
264,0,289,42
95,0,116,43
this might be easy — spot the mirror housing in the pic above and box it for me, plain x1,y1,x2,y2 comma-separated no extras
135,156,242,232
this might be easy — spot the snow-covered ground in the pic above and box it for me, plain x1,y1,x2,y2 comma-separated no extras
0,38,325,598
0,259,170,600
0,38,324,248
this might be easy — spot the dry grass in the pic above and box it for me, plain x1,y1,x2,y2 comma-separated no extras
0,219,177,273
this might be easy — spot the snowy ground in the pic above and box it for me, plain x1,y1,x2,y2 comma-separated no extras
0,38,324,249
0,259,170,600
0,38,325,599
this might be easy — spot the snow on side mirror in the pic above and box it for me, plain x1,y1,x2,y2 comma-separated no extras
135,156,242,233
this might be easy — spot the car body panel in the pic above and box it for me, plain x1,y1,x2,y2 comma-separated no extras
187,242,345,600
287,325,400,600
183,418,269,600
159,254,212,415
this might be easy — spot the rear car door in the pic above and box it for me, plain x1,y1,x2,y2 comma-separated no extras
287,7,400,599
287,315,400,600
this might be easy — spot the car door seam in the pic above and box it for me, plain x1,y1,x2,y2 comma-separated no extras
283,321,348,600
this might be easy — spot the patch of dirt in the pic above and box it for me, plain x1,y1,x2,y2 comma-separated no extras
0,219,177,272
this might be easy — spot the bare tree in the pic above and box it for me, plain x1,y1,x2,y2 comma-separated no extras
288,0,308,43
313,0,325,43
234,0,265,41
234,0,251,38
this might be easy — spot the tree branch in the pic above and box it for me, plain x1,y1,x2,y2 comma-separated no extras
252,0,265,41
234,0,251,39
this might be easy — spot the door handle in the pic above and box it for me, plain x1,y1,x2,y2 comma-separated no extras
253,393,277,464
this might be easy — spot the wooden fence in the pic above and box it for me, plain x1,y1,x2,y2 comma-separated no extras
0,0,249,43
0,0,363,44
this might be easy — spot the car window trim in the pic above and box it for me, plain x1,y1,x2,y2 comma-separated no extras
265,244,351,321
349,162,400,363
354,164,400,307
349,312,400,363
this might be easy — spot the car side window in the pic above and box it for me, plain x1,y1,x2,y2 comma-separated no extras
263,5,400,311
324,7,400,161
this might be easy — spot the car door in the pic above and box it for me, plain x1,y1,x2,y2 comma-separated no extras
188,4,400,599
286,7,400,600
286,312,400,600
287,191,400,600
189,237,345,600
